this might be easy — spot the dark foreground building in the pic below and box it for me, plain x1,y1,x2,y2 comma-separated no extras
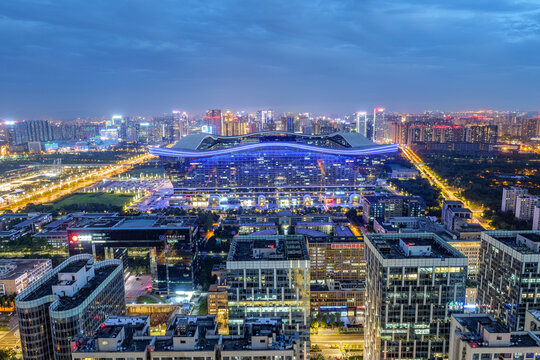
67,215,199,294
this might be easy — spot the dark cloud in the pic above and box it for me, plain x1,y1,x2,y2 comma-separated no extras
1,0,539,118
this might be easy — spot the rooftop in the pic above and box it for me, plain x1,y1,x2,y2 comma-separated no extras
228,235,309,261
0,259,51,281
454,314,540,348
483,231,540,255
366,233,465,260
17,256,122,313
68,215,198,230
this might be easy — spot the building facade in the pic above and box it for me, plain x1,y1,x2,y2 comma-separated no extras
477,230,540,331
226,235,310,357
15,254,125,360
0,258,52,295
67,215,199,294
151,131,398,208
364,232,467,360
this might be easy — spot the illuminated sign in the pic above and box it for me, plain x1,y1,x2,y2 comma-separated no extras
70,234,92,243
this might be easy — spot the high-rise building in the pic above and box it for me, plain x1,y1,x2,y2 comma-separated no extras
364,232,467,360
205,109,222,135
356,111,368,137
8,120,53,146
534,206,540,231
501,187,529,213
521,118,540,140
226,235,310,358
373,107,386,143
307,236,366,318
15,254,125,360
362,195,426,223
477,231,540,331
515,195,540,220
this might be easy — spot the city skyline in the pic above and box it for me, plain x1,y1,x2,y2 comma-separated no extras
1,1,540,118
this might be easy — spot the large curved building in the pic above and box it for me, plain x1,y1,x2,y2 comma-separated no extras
150,131,398,207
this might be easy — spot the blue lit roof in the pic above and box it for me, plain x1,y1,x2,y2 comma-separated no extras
150,131,397,158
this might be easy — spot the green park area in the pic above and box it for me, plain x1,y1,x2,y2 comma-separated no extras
23,192,135,214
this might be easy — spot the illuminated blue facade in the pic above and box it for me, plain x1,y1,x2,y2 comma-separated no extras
151,131,398,207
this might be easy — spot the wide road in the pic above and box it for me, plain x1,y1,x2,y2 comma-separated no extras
400,145,492,229
0,153,155,213
311,333,364,345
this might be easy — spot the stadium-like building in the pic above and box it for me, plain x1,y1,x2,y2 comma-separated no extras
150,131,398,208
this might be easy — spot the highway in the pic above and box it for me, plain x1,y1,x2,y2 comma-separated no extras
0,153,155,213
400,146,492,229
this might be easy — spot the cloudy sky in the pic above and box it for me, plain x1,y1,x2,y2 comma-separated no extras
1,0,540,119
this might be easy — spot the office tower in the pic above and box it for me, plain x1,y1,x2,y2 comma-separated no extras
356,111,368,137
0,259,52,295
286,114,295,133
477,231,540,331
515,195,540,220
67,215,199,294
111,114,123,127
364,233,467,360
152,131,397,208
205,109,222,135
227,235,310,357
15,254,125,360
373,107,385,143
448,313,540,360
501,187,529,212
257,109,274,128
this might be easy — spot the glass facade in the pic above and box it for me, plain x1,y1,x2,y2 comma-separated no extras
153,132,398,207
364,234,467,360
15,255,126,360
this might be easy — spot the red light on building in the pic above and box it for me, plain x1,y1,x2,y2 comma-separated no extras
70,234,79,243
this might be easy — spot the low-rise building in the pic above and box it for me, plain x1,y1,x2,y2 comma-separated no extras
449,313,540,360
71,315,300,360
0,258,52,295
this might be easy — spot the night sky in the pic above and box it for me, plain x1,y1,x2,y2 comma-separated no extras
1,0,539,119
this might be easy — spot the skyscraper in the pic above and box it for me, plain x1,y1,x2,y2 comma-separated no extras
356,111,368,137
205,109,222,135
373,107,386,143
364,232,467,360
15,254,125,360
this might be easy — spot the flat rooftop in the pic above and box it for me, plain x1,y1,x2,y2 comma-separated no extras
455,315,540,348
367,233,464,259
68,215,198,230
484,231,540,255
228,235,309,261
0,259,50,281
18,259,121,312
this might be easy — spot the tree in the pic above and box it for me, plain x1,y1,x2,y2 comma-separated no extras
0,349,17,360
